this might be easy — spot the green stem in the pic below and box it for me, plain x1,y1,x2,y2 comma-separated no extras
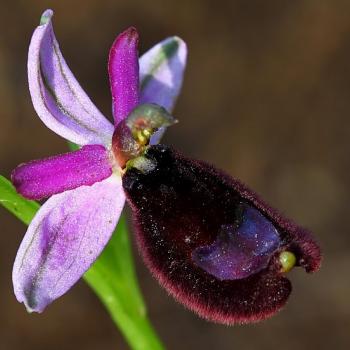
84,216,164,350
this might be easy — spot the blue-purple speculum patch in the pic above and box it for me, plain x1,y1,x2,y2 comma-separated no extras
192,204,281,281
114,104,321,325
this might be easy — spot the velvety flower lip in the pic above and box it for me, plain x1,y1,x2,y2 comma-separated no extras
122,145,321,324
12,9,187,312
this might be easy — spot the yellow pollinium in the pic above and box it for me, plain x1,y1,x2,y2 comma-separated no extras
279,251,296,273
135,127,153,146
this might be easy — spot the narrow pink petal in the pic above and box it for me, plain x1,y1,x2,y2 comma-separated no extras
108,27,140,126
140,36,187,113
12,145,112,200
28,10,114,146
13,175,125,313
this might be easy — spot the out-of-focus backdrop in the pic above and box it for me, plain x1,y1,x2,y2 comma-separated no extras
1,1,349,349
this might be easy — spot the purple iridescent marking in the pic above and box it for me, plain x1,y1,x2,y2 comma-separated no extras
192,204,281,280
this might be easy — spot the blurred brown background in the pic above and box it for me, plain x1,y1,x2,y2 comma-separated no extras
1,0,349,349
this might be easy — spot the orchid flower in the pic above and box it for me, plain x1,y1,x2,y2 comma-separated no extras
123,146,321,324
11,9,187,313
12,9,321,325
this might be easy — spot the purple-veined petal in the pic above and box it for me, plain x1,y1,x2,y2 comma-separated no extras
28,10,114,146
108,27,140,126
13,174,125,313
12,145,112,200
139,36,187,113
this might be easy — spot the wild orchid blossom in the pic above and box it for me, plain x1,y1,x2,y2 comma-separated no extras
12,10,321,324
123,146,321,324
11,9,186,313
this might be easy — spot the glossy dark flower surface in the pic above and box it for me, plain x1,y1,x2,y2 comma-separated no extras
123,145,321,324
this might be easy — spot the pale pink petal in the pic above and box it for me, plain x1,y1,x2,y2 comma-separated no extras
140,36,187,113
13,175,125,312
28,10,114,146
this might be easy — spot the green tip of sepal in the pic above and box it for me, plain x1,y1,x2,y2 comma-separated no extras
161,37,180,60
25,305,35,314
40,9,53,25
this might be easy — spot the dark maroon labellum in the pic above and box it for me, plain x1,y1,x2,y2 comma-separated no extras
122,145,321,324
